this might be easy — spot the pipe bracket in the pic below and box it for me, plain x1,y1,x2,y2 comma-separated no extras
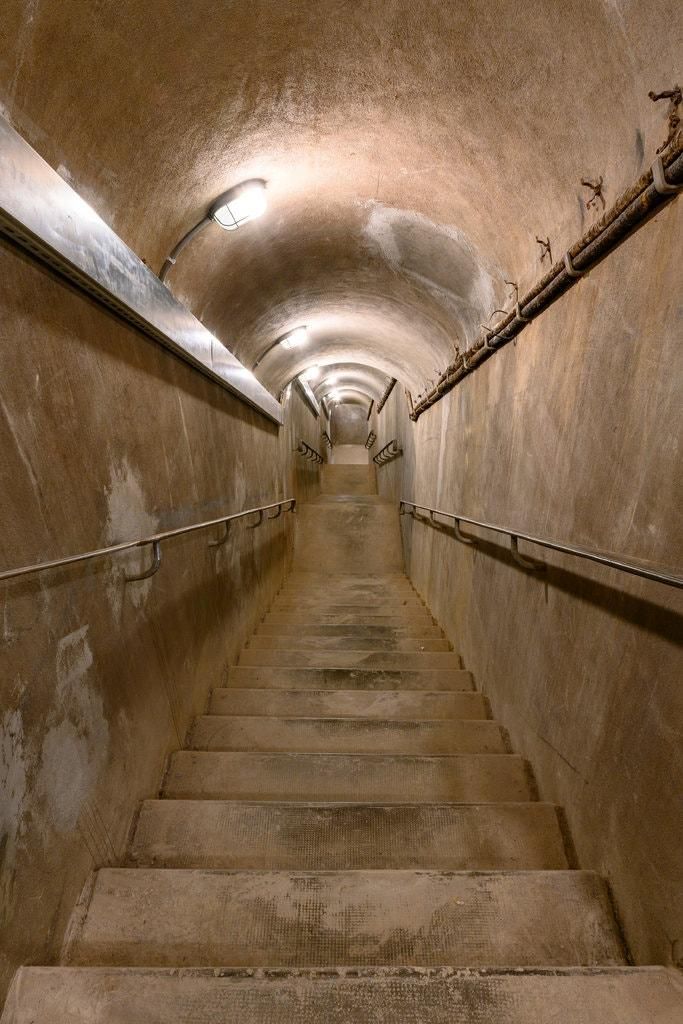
651,154,682,195
563,251,585,279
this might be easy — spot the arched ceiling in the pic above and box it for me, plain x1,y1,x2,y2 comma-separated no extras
1,0,679,403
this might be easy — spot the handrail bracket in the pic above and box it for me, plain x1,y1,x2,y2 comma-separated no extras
510,535,545,571
125,539,162,582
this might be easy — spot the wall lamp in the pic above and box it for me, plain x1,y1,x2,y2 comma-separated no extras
252,326,309,371
158,178,267,283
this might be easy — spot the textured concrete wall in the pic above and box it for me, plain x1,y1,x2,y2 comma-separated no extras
376,201,683,966
331,404,368,446
0,245,320,1001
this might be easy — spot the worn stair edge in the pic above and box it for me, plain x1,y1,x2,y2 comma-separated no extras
188,715,507,754
162,751,536,802
245,635,451,652
129,800,569,870
272,598,428,606
264,610,436,618
63,869,626,968
7,967,682,1024
209,687,488,718
225,667,475,691
237,650,463,670
255,622,444,637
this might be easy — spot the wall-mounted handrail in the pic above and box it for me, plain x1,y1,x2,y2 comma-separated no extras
321,431,333,449
0,499,296,585
374,439,402,465
365,430,377,449
399,500,682,589
295,440,324,464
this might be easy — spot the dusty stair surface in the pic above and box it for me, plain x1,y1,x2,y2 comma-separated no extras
4,470,681,1022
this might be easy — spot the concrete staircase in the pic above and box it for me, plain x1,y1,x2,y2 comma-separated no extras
3,464,681,1021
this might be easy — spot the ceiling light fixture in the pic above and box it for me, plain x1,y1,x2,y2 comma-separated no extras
252,326,309,370
159,178,267,283
280,327,309,350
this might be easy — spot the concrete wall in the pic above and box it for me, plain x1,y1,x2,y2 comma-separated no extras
331,403,368,445
0,244,321,1001
376,201,683,967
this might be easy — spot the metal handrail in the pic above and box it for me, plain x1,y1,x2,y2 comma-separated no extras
365,430,377,449
0,499,296,585
374,439,402,465
295,440,324,465
399,500,682,589
321,431,333,449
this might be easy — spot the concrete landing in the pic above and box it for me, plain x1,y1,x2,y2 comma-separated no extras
130,801,569,870
162,751,534,802
6,967,681,1024
320,464,376,494
188,715,506,754
209,687,488,718
294,502,402,573
65,869,625,968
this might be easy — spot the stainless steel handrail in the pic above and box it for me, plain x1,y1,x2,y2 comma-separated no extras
374,439,402,465
295,440,324,465
365,430,377,449
399,500,682,589
0,499,296,584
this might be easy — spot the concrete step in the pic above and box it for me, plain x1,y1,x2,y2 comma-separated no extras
237,650,462,670
256,621,443,637
188,716,507,754
163,751,534,802
130,801,569,870
285,573,410,584
64,869,625,968
320,463,377,495
278,584,417,599
7,966,681,1023
264,611,436,626
246,635,450,652
210,687,487,719
226,666,474,690
272,599,426,611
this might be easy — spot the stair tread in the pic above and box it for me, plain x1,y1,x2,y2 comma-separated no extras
130,800,568,870
189,715,507,754
210,688,488,718
246,636,451,651
257,623,443,636
163,751,535,802
65,869,626,968
237,650,462,669
227,667,473,690
7,967,681,1024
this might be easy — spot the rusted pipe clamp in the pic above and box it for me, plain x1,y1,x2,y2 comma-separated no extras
651,154,682,195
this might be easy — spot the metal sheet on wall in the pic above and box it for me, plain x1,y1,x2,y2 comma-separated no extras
0,116,283,425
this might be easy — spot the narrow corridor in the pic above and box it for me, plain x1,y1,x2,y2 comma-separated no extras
4,460,678,1020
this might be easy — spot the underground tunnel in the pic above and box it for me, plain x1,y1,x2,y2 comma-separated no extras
0,1,682,1020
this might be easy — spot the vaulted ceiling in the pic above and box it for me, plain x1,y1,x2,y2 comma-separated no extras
1,0,678,407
